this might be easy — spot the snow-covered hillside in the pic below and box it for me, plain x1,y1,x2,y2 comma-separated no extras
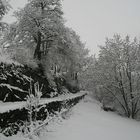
1,96,140,140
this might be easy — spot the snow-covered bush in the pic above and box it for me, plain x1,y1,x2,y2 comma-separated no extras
0,61,55,102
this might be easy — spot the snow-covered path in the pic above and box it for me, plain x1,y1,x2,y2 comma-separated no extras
42,97,140,140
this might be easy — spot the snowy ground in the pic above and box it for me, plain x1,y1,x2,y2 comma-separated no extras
1,96,140,140
41,96,140,140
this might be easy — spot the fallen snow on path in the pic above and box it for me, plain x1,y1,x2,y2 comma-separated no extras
41,96,140,140
1,96,140,140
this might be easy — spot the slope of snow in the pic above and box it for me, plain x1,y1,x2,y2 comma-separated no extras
41,96,140,140
1,96,140,140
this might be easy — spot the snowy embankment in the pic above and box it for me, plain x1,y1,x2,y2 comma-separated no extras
0,91,87,113
41,96,140,140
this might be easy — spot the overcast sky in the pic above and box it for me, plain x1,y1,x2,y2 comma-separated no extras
3,0,140,55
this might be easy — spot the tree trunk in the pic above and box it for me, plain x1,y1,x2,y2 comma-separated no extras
128,71,135,118
34,31,42,60
119,70,131,117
